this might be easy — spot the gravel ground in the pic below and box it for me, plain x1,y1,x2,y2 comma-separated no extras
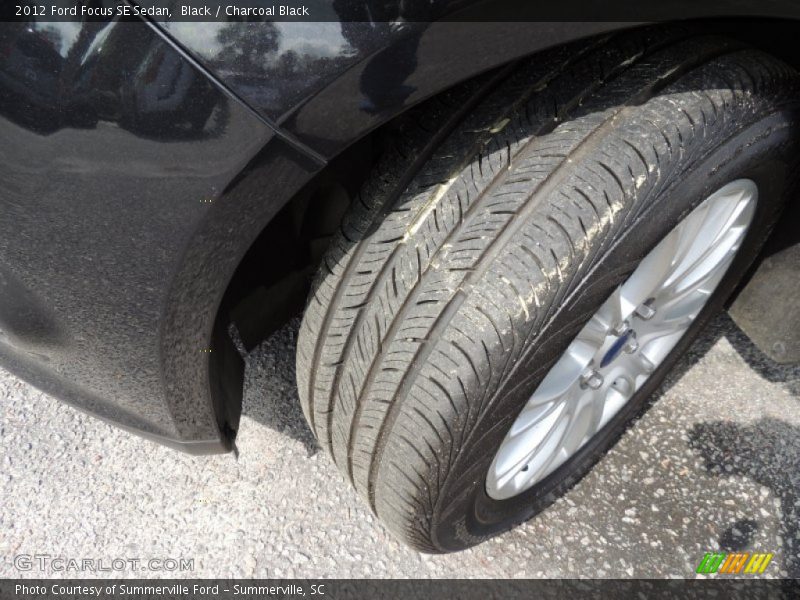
1,313,798,579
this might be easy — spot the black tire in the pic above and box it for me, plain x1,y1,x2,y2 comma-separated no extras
297,27,800,552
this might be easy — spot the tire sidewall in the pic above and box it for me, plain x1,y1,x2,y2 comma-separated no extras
432,110,800,551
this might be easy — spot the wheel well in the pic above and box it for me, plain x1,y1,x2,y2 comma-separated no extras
214,130,379,352
210,17,800,442
207,117,391,440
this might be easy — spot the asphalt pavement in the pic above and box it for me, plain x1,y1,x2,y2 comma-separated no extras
1,313,798,578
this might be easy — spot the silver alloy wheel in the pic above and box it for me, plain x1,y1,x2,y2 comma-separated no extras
485,179,758,501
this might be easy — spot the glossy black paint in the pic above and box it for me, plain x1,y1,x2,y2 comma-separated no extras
0,17,290,451
3,7,800,453
162,18,626,158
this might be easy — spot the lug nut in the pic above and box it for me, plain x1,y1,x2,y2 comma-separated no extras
623,336,639,354
612,320,630,337
580,368,604,390
635,303,656,321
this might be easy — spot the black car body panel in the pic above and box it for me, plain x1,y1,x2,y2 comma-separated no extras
2,6,799,452
0,17,284,452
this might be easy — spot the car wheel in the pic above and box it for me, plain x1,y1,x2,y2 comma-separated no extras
297,27,800,552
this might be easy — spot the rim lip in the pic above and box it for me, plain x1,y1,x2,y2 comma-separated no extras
485,179,759,501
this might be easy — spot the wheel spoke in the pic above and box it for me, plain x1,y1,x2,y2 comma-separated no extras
490,400,567,492
619,228,681,310
661,192,754,295
561,393,596,456
522,346,590,410
594,288,628,332
524,400,576,484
